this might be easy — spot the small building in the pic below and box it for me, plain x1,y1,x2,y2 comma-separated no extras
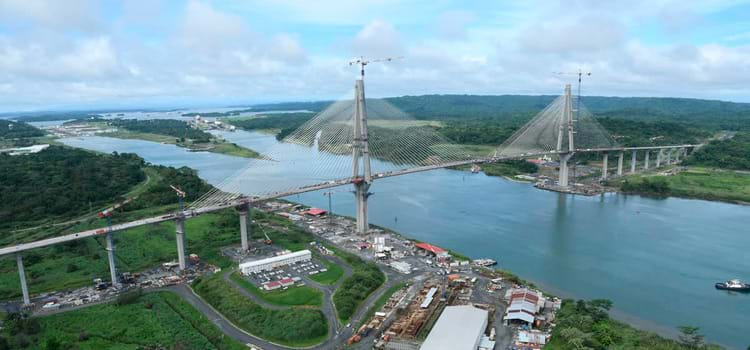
414,242,449,258
516,330,549,349
420,305,489,350
263,281,282,291
504,288,542,325
240,250,312,274
303,208,327,216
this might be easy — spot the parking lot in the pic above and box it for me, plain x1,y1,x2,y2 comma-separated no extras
242,258,328,290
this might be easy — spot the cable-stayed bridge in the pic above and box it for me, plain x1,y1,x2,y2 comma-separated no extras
1,79,699,305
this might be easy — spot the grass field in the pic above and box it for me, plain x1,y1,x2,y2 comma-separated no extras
612,167,750,203
310,258,345,285
193,273,328,347
229,271,323,307
0,292,246,350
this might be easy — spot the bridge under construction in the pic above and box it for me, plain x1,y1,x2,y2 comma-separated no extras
0,69,699,306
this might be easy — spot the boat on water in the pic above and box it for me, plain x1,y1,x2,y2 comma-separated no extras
472,258,497,267
715,279,750,292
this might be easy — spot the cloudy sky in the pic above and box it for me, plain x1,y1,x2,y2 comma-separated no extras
1,0,749,112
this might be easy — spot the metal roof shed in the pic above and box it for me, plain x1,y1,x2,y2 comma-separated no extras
420,305,488,350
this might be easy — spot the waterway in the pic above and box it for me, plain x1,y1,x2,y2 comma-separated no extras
60,130,750,349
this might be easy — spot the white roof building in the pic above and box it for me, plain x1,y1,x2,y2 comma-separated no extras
420,305,488,350
239,250,311,274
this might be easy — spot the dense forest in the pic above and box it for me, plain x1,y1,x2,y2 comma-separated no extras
0,146,213,228
109,119,212,142
0,120,44,139
683,132,750,170
8,113,105,123
0,147,145,224
225,113,315,140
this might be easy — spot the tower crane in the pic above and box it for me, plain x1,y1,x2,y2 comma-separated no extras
349,56,403,78
170,185,186,214
553,69,591,120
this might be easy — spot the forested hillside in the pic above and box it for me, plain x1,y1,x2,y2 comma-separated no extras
224,113,315,140
683,132,750,170
0,120,44,139
0,146,212,228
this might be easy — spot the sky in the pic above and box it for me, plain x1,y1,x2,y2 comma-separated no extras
1,0,749,112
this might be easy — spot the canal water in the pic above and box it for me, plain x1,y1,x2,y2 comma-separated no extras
60,130,750,349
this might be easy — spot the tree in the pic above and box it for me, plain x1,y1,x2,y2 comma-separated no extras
678,326,705,349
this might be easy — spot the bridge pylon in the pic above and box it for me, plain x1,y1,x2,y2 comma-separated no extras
557,84,576,188
352,78,372,234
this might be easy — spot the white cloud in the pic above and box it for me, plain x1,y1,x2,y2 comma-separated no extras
350,20,404,58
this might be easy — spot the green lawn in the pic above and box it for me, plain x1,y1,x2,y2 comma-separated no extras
0,292,246,350
229,271,323,307
192,273,328,347
310,258,345,285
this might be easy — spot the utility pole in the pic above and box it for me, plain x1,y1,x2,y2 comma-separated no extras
348,56,402,234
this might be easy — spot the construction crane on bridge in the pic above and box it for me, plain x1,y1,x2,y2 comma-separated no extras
349,56,403,78
554,69,591,120
170,185,186,213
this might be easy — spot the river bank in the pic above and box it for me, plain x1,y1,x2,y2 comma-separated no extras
56,130,750,349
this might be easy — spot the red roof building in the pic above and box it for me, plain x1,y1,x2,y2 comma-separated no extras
303,208,327,216
414,242,447,255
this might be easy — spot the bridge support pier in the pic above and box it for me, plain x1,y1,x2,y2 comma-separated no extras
238,204,252,251
675,148,681,163
656,149,663,167
105,232,119,289
601,153,609,180
558,153,573,188
644,151,650,170
617,151,624,176
16,253,30,305
630,151,637,173
175,218,187,271
666,149,672,165
355,182,371,234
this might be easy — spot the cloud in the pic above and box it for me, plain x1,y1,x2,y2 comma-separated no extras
517,15,625,54
434,10,476,41
350,20,404,58
0,0,102,32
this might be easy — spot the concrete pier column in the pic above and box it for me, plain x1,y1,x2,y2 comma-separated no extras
175,218,187,271
656,149,663,167
16,253,30,305
105,232,119,288
238,204,252,251
559,153,573,188
617,151,624,176
630,151,637,173
601,153,609,180
355,182,371,234
666,149,672,165
644,151,650,170
675,148,681,163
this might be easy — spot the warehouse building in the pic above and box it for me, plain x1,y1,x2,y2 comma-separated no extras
420,305,488,350
239,250,312,274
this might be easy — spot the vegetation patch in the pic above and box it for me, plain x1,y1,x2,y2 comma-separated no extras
192,273,328,347
612,167,750,203
0,120,44,139
229,271,323,307
331,248,386,323
0,291,247,350
546,299,720,350
310,258,345,285
684,132,750,170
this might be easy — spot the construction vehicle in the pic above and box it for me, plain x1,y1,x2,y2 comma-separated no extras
257,224,272,245
93,278,108,290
